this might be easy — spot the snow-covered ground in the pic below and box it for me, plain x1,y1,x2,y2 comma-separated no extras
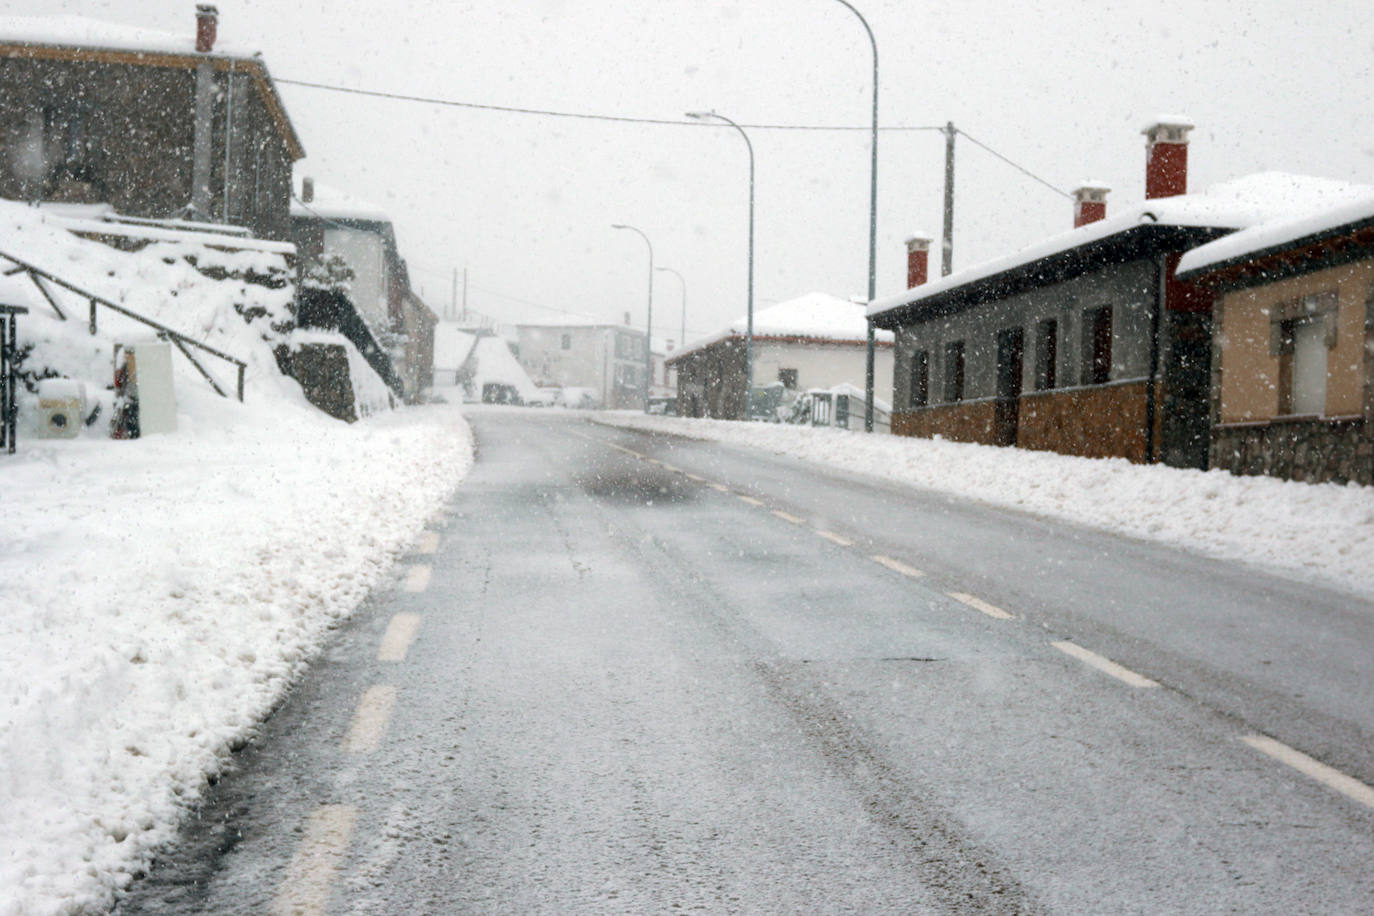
0,394,473,915
592,412,1374,601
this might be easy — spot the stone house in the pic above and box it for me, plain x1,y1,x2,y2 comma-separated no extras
869,118,1371,469
668,292,894,421
1176,196,1374,484
290,178,435,404
0,8,303,241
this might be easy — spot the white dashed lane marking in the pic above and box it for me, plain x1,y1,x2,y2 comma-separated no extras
871,555,924,578
416,531,440,555
816,530,854,547
377,613,422,662
947,592,1015,620
1052,641,1160,688
737,495,764,507
1242,734,1374,810
771,510,804,525
344,685,398,753
402,564,432,593
272,804,357,916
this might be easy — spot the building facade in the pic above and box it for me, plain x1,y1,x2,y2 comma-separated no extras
1178,201,1374,484
515,322,649,409
669,293,894,421
870,120,1364,470
0,9,303,240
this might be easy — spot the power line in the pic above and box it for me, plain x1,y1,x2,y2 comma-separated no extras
275,77,944,133
955,127,1071,199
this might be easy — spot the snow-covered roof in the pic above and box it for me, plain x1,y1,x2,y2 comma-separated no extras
290,178,391,224
516,315,638,330
433,322,477,370
463,335,541,401
869,172,1374,321
43,210,295,255
0,14,256,58
675,292,894,360
1177,190,1374,278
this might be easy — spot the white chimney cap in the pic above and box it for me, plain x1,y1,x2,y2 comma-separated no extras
1142,115,1195,134
904,234,933,248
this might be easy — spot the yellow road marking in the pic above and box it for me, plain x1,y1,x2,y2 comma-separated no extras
772,510,804,525
378,613,422,662
271,805,357,916
816,530,854,547
402,565,431,593
1051,641,1159,688
1241,734,1374,810
344,685,398,753
871,555,924,578
947,592,1015,620
737,495,764,507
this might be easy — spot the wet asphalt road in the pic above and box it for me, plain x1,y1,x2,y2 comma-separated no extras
117,409,1374,914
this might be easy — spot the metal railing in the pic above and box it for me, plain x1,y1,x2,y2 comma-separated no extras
0,248,246,401
1,304,26,454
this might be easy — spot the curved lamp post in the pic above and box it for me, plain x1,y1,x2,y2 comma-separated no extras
686,109,755,419
828,0,879,432
611,223,654,411
655,264,686,357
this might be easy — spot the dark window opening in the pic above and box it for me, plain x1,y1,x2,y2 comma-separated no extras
560,333,572,350
910,349,929,407
1083,306,1112,385
1034,319,1057,390
778,368,798,390
943,341,965,403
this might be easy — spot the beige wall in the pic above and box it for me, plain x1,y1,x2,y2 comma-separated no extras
753,341,894,403
1218,259,1372,422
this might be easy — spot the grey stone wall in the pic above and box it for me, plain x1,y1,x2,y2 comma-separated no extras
1212,418,1372,485
0,55,293,240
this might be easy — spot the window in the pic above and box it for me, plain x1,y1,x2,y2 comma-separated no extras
560,333,572,350
910,349,929,407
1082,306,1111,385
778,368,798,390
943,341,965,403
1271,292,1336,416
1034,319,1057,390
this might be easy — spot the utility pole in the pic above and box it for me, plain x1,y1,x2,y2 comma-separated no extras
942,122,956,276
451,268,458,321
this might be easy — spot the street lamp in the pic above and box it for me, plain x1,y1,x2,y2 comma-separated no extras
686,110,754,420
654,264,686,358
610,223,654,411
828,0,879,432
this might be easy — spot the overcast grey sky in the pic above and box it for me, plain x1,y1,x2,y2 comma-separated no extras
13,1,1374,343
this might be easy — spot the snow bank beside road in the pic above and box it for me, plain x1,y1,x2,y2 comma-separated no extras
0,398,473,915
593,414,1374,601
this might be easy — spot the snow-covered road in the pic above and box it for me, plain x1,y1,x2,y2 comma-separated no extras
0,398,473,915
116,410,1374,915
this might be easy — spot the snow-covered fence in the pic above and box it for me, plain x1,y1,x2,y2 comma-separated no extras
0,248,248,401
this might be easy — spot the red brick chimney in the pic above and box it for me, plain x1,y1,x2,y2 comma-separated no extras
195,4,218,53
905,234,932,289
1142,116,1193,200
1072,183,1110,228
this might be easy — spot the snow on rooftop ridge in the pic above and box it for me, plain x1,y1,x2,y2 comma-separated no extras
0,14,256,58
290,178,391,224
869,171,1374,320
677,292,893,359
1178,189,1374,277
1143,114,1195,131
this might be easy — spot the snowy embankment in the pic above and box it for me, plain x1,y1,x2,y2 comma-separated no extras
593,413,1374,601
0,397,473,915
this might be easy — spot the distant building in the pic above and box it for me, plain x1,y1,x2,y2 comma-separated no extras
290,178,434,403
1177,194,1374,485
871,118,1373,469
515,319,650,409
668,292,894,421
0,8,304,240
